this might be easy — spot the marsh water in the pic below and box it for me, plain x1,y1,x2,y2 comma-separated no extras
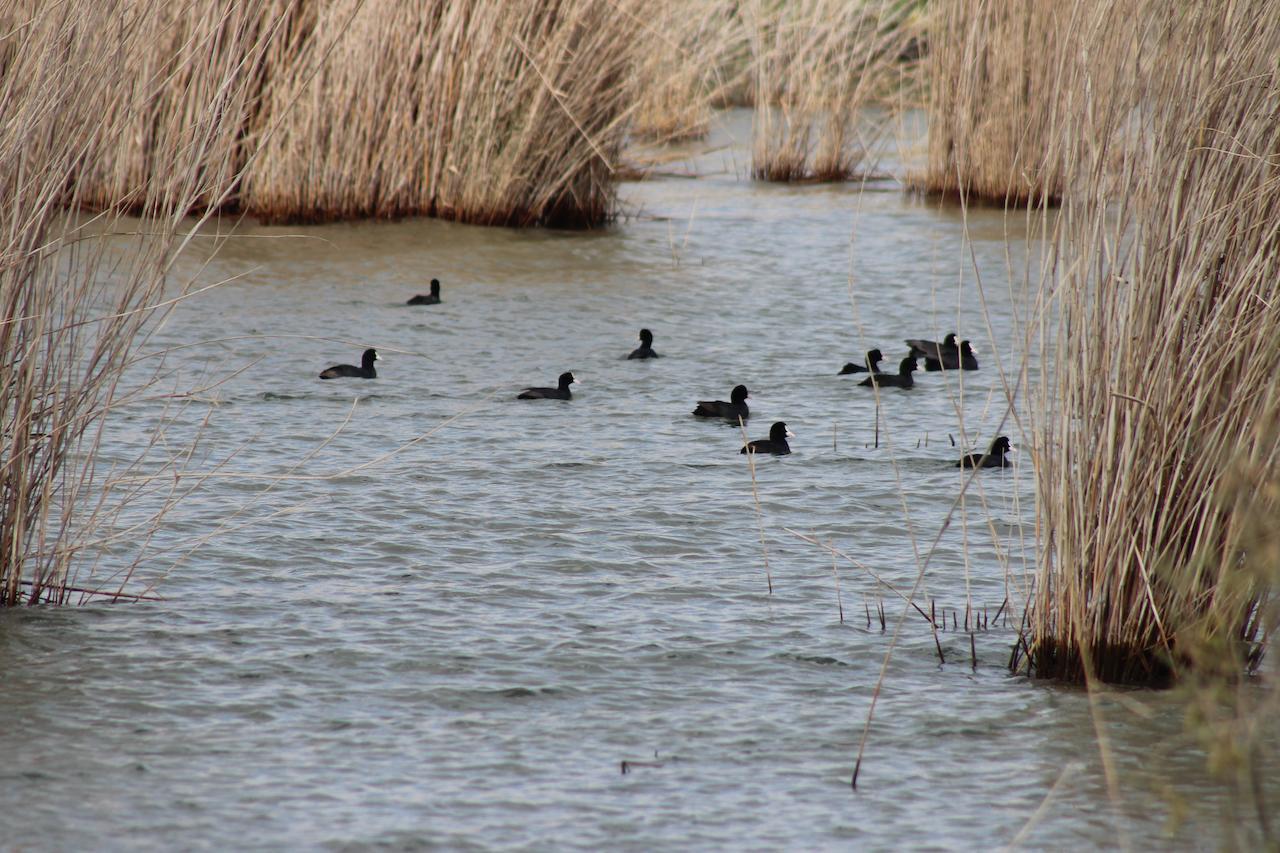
0,112,1256,850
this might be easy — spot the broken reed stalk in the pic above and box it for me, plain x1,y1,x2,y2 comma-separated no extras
1,3,274,604
748,0,920,182
1018,0,1280,685
913,0,1068,205
739,417,773,595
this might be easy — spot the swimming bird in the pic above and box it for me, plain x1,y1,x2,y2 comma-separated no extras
628,328,659,360
905,332,958,362
956,436,1013,468
518,371,577,400
925,340,979,371
693,384,750,421
838,348,884,375
741,421,794,456
319,348,379,379
407,278,442,305
859,357,917,389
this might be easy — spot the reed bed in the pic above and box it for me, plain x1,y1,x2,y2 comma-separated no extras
1,3,266,604
748,0,920,182
245,0,642,227
914,0,1067,205
28,0,644,229
628,1,744,143
1016,0,1280,685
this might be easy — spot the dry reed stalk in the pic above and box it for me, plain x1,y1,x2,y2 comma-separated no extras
243,0,643,227
914,0,1069,205
1,3,276,604
627,1,744,143
1018,0,1280,685
747,0,919,183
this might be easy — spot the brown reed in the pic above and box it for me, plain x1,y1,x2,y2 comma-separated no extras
0,2,271,604
1016,0,1280,685
749,0,920,182
913,0,1067,205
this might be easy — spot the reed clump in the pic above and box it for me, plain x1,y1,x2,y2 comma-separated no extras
244,0,642,227
749,0,920,182
1,2,267,604
628,1,744,143
1016,0,1280,685
914,0,1066,205
12,0,643,229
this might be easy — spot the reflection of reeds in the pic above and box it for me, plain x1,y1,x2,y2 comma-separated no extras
1017,2,1280,685
915,0,1065,205
749,0,919,183
1,3,265,604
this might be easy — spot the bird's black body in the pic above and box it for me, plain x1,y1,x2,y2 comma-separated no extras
693,384,750,421
859,357,917,389
407,278,442,305
956,436,1012,468
905,333,958,362
628,328,659,360
925,340,979,371
741,421,793,456
839,348,884,375
319,348,379,379
518,371,577,400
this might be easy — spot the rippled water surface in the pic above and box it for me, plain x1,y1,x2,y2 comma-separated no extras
0,113,1259,850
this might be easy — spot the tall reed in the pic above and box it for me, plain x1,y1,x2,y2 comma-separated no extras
40,0,643,228
915,0,1066,204
1,2,272,604
749,0,919,182
1016,0,1280,685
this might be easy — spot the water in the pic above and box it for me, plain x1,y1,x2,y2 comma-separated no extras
0,112,1259,850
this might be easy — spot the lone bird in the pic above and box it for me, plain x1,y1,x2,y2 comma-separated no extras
518,371,578,400
905,332,957,362
956,436,1013,469
859,357,917,389
319,348,379,379
407,278,442,305
628,328,659,360
693,384,750,421
741,421,794,456
925,340,979,371
838,348,883,375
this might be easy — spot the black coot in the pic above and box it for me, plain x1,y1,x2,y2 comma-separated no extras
925,340,979,371
518,371,578,400
839,348,883,375
741,421,793,455
859,357,917,389
407,279,441,305
628,328,659,360
905,333,957,362
319,348,379,379
956,436,1012,468
693,384,750,421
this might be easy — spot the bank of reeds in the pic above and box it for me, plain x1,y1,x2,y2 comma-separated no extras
245,0,641,226
1015,0,1280,685
9,0,643,228
628,1,744,143
1,3,271,604
915,0,1066,204
749,0,920,182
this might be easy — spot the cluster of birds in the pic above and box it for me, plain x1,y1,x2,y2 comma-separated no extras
317,280,1013,470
